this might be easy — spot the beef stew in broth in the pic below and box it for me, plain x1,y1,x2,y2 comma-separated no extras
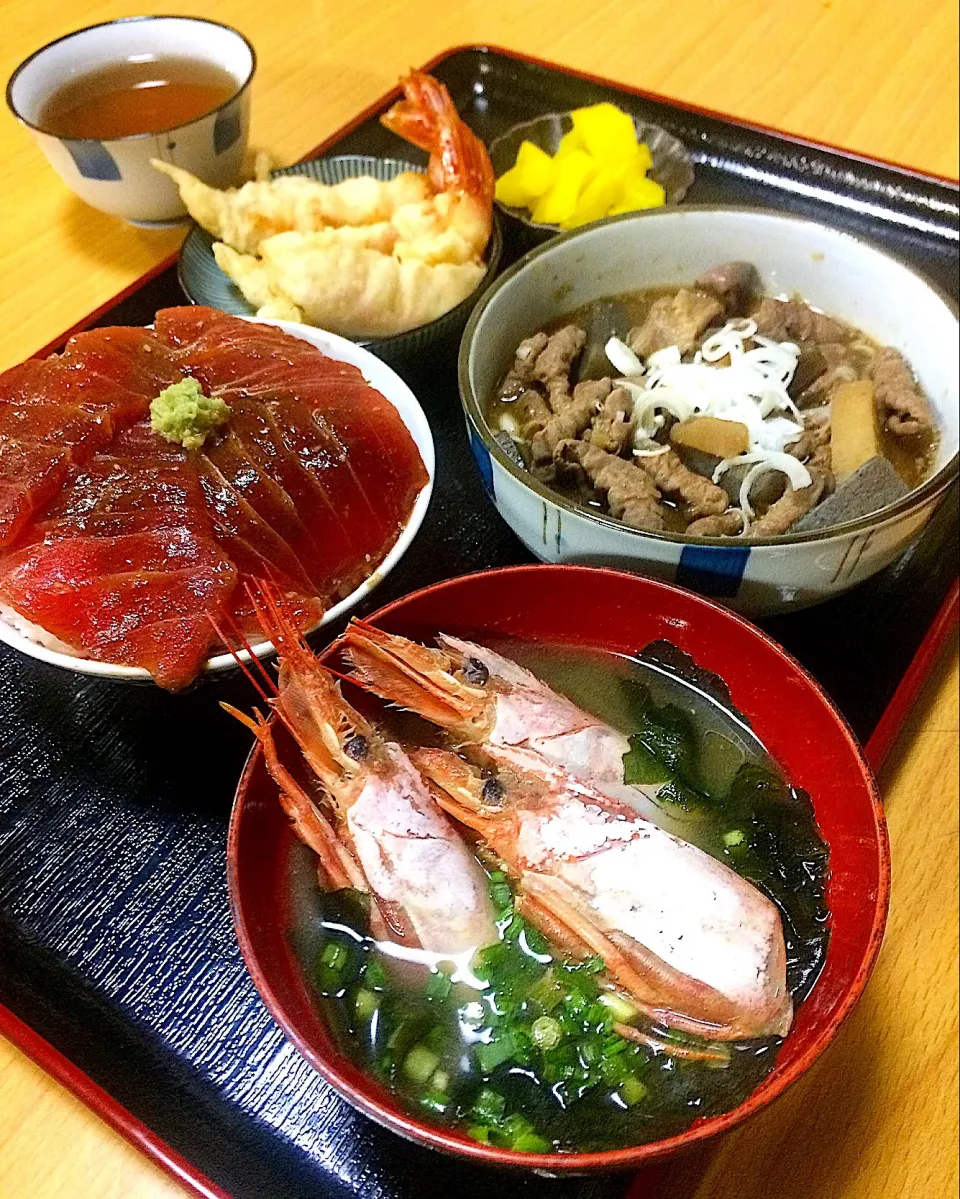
487,263,938,539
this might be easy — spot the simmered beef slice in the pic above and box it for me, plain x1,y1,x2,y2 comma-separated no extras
560,441,665,531
687,511,744,537
637,448,729,517
530,379,606,465
870,347,934,435
0,424,237,688
533,325,586,410
693,263,759,315
750,470,829,536
587,385,634,454
511,389,553,439
786,410,832,476
627,289,723,358
751,297,847,344
498,332,549,399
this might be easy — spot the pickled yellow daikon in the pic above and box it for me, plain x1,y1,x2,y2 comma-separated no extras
495,103,666,228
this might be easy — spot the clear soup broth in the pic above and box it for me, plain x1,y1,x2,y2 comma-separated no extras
287,642,830,1153
38,57,237,140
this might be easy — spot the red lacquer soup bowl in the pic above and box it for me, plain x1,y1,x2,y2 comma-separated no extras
226,565,890,1172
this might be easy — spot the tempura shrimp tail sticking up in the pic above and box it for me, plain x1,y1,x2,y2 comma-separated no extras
221,584,498,956
381,69,495,241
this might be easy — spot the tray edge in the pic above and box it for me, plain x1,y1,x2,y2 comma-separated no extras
0,1001,230,1199
8,42,958,1199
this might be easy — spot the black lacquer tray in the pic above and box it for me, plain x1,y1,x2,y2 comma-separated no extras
1,45,957,1199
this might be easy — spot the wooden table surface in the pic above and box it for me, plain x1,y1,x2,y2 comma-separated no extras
0,1,957,1196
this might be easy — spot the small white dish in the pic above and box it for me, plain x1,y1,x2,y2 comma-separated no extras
6,16,255,224
0,318,435,681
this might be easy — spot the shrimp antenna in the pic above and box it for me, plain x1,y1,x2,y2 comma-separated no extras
207,614,276,705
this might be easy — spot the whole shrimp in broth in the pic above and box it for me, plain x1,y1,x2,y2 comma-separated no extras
342,621,710,843
412,748,792,1045
221,585,498,957
154,72,494,337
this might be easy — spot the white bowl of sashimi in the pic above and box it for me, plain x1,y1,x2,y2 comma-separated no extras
0,313,434,689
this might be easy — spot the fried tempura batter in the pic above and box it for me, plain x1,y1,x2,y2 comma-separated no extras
154,71,494,338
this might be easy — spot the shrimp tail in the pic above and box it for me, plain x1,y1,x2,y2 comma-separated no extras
381,70,494,205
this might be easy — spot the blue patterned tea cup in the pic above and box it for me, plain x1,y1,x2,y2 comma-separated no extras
6,16,255,226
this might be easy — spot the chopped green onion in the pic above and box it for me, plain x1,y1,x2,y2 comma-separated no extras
578,1035,603,1066
362,958,388,990
503,914,525,942
488,871,515,918
531,1015,562,1050
419,1090,450,1115
581,954,606,974
353,987,380,1021
599,992,639,1022
620,1075,648,1106
316,939,354,992
320,941,350,971
466,1124,492,1144
403,1043,440,1085
723,828,746,847
527,969,563,1012
471,1087,507,1125
500,1113,551,1153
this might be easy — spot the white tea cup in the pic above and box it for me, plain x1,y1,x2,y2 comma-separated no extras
6,15,256,226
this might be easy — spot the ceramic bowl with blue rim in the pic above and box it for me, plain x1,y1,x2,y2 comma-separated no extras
178,154,503,372
458,206,959,616
6,16,255,226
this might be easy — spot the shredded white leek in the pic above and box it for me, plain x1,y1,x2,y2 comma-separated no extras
613,319,805,456
713,451,812,519
605,336,644,378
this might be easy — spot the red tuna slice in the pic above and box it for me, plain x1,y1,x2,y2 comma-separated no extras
59,326,183,397
154,306,427,595
0,422,238,688
0,443,70,549
226,588,324,641
195,456,318,597
201,429,331,592
0,400,115,449
0,358,148,426
156,309,315,390
260,369,428,534
176,332,427,544
223,396,377,598
0,344,160,549
152,306,227,350
0,529,237,688
24,427,211,545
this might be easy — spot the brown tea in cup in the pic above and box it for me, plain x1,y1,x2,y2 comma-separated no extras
38,56,237,140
